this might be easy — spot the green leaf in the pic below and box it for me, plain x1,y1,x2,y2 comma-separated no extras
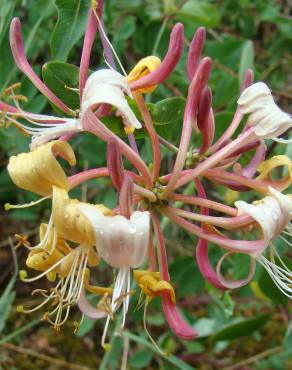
150,97,185,126
177,0,220,28
0,275,16,333
258,267,288,304
212,313,271,341
50,0,90,61
42,61,80,110
125,332,196,370
0,1,15,47
239,40,254,86
128,351,153,369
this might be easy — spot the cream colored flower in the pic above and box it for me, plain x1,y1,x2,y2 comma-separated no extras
238,82,292,142
235,187,292,297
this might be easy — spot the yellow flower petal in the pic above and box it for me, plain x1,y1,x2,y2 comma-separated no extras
127,56,161,93
26,223,71,273
133,269,176,303
257,155,292,182
7,140,76,197
52,186,112,246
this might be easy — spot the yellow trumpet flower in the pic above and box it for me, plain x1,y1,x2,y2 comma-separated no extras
7,140,76,196
127,56,161,93
18,221,111,330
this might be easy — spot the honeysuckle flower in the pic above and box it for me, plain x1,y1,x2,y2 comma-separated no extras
17,192,114,330
238,82,292,142
6,140,75,197
127,56,161,93
81,69,141,134
78,205,150,323
233,187,292,297
17,222,112,330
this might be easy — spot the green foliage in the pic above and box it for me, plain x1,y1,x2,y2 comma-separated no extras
0,275,16,334
42,61,80,110
50,0,90,61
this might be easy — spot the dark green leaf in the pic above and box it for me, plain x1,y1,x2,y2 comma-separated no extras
128,351,153,369
150,97,185,126
212,313,271,341
125,332,196,370
50,0,90,61
42,61,80,110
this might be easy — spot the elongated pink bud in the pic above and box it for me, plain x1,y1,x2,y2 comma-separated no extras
162,292,197,340
107,137,124,190
187,27,206,80
240,68,254,93
161,57,212,199
119,177,134,218
198,86,214,154
152,212,197,340
211,143,266,191
129,23,184,91
194,179,226,289
79,1,104,97
9,18,72,115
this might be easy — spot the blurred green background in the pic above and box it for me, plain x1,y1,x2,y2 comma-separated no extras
0,0,291,369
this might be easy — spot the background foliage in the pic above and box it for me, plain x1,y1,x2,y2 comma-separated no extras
0,0,291,369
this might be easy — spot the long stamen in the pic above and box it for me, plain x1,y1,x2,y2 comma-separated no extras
5,196,50,211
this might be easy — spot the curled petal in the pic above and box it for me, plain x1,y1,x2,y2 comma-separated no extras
162,292,197,340
78,289,107,319
10,18,72,114
238,82,292,141
257,155,292,182
216,252,256,289
127,56,161,93
235,187,292,247
81,69,141,130
129,23,184,91
7,140,76,196
196,239,226,290
187,27,206,80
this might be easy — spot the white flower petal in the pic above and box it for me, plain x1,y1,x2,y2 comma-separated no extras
235,188,292,246
81,69,141,129
78,204,150,269
237,82,292,141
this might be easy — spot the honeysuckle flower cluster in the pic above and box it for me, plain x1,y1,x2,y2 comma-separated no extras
2,0,292,347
